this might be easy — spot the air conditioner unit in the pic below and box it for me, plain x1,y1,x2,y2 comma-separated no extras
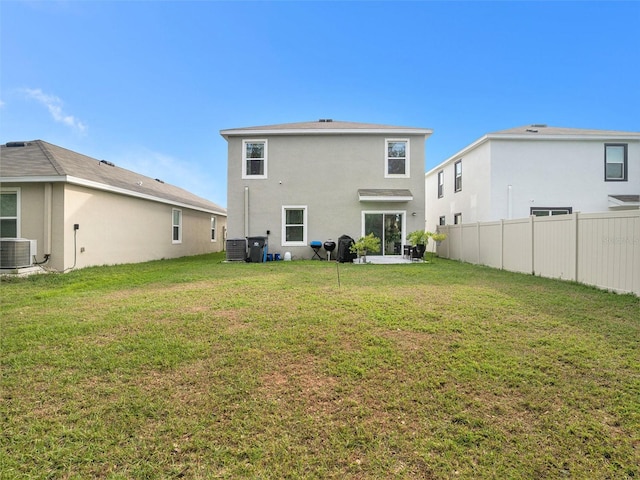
0,238,37,269
226,238,247,261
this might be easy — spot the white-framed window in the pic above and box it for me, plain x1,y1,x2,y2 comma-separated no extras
604,143,627,181
0,187,20,238
454,213,462,225
210,216,217,241
530,207,572,217
282,206,307,246
385,139,410,178
454,160,462,192
437,170,444,198
439,216,446,226
172,208,182,244
242,139,268,179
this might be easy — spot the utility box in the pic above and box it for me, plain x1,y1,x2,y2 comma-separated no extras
226,238,247,261
247,236,268,263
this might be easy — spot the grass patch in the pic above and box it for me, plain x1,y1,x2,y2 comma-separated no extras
2,253,638,478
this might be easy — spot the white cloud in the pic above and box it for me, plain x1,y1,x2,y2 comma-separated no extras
23,88,87,133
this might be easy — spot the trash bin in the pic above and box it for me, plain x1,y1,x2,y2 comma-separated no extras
247,236,268,263
337,235,357,263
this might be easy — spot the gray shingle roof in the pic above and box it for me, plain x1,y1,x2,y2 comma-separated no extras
221,119,432,137
0,140,226,214
491,125,640,137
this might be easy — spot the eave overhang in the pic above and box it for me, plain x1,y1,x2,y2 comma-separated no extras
358,189,413,202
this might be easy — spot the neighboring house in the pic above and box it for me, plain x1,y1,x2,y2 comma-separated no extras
221,120,433,259
425,125,640,232
0,140,226,272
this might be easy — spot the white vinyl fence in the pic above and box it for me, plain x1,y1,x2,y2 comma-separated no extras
437,210,640,296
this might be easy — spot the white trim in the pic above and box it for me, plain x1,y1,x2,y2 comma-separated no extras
172,208,182,244
385,138,410,178
0,175,226,216
281,205,307,247
358,194,413,202
242,139,268,179
0,187,21,238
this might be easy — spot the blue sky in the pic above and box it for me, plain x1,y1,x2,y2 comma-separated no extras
2,1,639,207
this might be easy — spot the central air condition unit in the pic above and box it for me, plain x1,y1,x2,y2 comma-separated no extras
0,238,37,269
226,238,247,261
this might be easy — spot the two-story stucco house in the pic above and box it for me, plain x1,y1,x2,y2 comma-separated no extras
425,125,640,232
0,140,227,272
221,120,433,260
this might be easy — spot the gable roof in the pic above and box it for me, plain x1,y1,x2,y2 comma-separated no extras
221,119,433,138
0,140,226,215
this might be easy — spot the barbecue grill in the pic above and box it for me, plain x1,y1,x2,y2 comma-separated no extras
323,240,336,261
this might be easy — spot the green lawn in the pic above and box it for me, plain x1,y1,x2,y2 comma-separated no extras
1,253,638,479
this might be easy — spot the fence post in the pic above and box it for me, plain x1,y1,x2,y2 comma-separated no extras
500,219,504,270
530,215,535,275
573,212,579,282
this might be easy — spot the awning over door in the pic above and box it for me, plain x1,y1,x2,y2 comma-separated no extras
358,189,413,202
608,194,640,209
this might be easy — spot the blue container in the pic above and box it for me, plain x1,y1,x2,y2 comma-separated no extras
266,253,273,262
274,253,281,261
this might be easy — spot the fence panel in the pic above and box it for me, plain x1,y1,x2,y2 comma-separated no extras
533,214,577,281
436,211,639,295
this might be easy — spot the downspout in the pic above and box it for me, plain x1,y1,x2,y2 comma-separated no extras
244,186,249,238
44,183,53,255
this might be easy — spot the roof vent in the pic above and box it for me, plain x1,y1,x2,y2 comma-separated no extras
5,142,27,147
526,129,539,133
155,178,165,184
100,160,115,167
318,118,333,123
531,124,547,128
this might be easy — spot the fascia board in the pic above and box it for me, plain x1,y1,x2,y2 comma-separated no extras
359,195,414,202
426,135,489,177
0,175,66,183
221,128,433,139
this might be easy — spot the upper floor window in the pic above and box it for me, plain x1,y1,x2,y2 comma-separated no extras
454,160,462,192
437,170,444,198
172,208,182,244
605,144,627,181
454,213,462,225
243,140,267,179
282,206,307,246
385,139,409,177
0,188,20,238
210,217,217,241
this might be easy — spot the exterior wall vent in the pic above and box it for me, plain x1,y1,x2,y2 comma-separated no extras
0,238,37,268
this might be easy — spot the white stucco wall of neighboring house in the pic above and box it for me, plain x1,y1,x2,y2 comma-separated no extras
489,139,639,220
227,131,428,259
426,128,639,232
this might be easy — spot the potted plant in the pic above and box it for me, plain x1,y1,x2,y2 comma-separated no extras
406,230,431,259
350,233,381,263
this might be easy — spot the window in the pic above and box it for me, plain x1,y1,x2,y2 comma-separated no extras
530,207,572,217
605,144,627,181
454,213,462,225
437,171,444,198
454,160,462,192
210,217,217,241
0,188,19,238
172,209,182,243
439,216,446,226
243,140,267,179
385,139,409,177
282,206,307,246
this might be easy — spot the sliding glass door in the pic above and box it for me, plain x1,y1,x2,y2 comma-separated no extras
363,212,404,256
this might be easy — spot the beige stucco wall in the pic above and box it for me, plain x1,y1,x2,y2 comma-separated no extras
4,181,225,271
227,134,427,259
62,184,226,270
